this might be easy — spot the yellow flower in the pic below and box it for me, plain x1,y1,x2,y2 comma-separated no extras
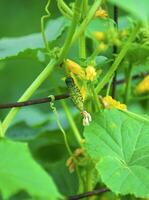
95,8,108,18
65,59,85,79
135,75,149,94
93,31,105,41
86,66,97,81
98,42,108,52
102,96,127,111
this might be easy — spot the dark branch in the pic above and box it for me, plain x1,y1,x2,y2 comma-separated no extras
0,94,69,109
68,188,110,200
0,73,148,110
111,5,118,98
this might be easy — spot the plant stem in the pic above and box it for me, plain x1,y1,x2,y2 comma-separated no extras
0,122,4,138
124,64,133,104
79,0,88,59
95,25,139,94
132,94,149,101
123,110,149,123
50,101,73,156
41,0,51,52
58,0,81,63
89,46,101,60
57,0,73,20
2,0,81,134
72,0,102,44
2,59,55,133
90,82,100,111
79,33,86,59
111,4,119,98
106,75,114,96
61,100,83,146
58,0,73,17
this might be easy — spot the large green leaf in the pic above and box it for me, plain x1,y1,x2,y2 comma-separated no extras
0,17,69,60
107,0,149,23
84,109,149,198
0,139,62,199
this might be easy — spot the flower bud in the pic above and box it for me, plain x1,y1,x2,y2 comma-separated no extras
95,8,108,18
86,66,97,81
93,31,105,41
65,59,85,79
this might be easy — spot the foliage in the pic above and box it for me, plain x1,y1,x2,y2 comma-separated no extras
84,109,149,198
0,0,148,200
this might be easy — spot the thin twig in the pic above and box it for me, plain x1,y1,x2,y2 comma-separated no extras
0,94,69,109
68,188,110,200
111,5,118,98
0,73,148,110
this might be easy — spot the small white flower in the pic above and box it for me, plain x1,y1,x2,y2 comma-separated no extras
81,110,92,126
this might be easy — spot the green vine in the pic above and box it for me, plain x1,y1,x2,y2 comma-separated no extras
41,0,51,52
95,25,140,94
2,0,81,134
57,0,73,20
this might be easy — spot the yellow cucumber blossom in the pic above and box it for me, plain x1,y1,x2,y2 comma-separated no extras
135,75,149,94
95,8,108,19
102,96,127,111
86,65,97,81
65,59,85,79
93,31,105,41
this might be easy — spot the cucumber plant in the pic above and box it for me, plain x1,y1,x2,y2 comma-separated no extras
0,0,148,200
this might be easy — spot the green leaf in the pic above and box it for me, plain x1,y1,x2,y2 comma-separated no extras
0,17,69,60
0,139,62,199
84,109,149,198
30,131,79,196
107,0,149,23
